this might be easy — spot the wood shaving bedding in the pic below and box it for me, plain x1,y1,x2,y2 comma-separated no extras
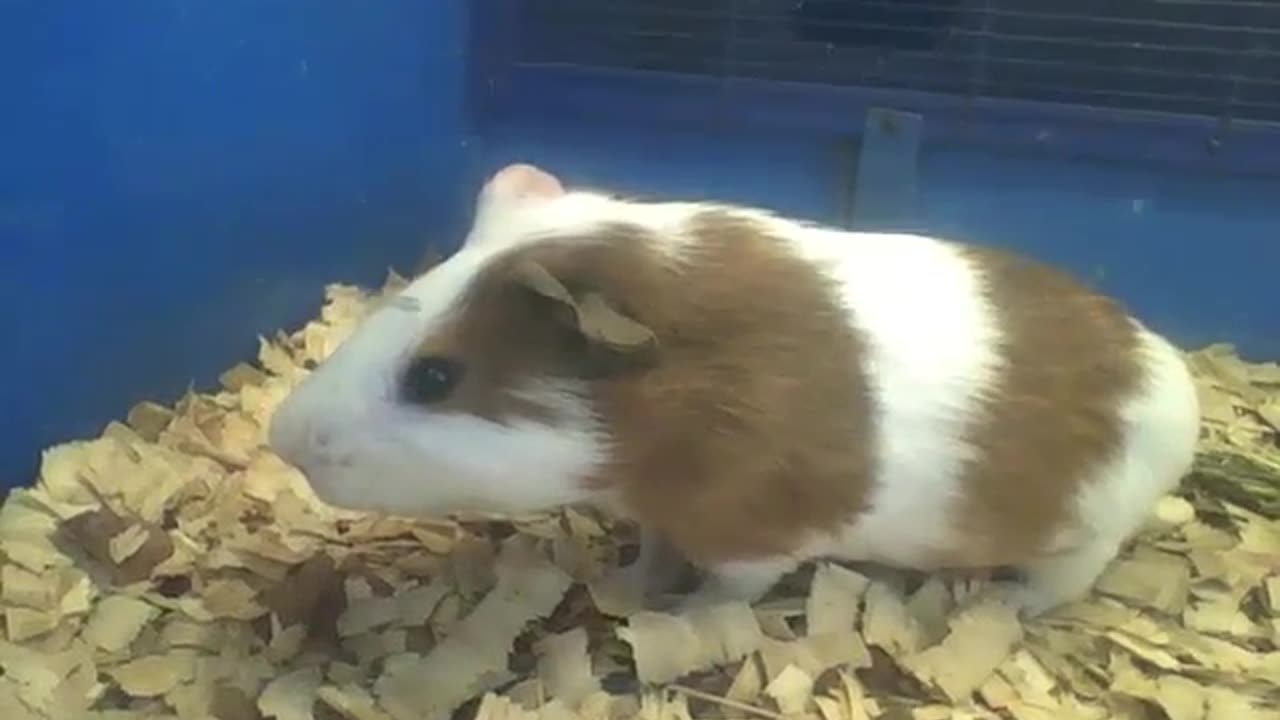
0,274,1276,720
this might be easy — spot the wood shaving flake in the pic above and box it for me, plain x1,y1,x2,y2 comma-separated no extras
1104,629,1184,671
620,601,766,687
1,564,58,608
992,648,1063,707
126,401,176,443
106,651,196,697
0,640,69,715
345,628,407,667
18,623,74,658
759,631,871,682
473,691,527,720
585,567,647,619
725,656,764,702
59,569,95,616
83,595,159,652
1182,589,1262,639
6,606,61,642
1094,550,1193,615
337,596,398,638
536,627,600,707
755,608,799,642
266,622,308,665
830,673,877,720
684,601,767,667
337,579,449,637
316,684,395,720
805,563,870,636
905,576,954,646
499,677,543,710
374,541,573,720
258,666,324,720
903,598,1024,702
160,619,223,653
1264,576,1280,612
257,336,304,380
1238,517,1280,555
813,694,844,720
52,659,104,716
861,580,926,656
763,664,815,715
1152,676,1210,720
107,524,153,565
199,578,265,620
1,538,65,577
617,612,701,686
1204,689,1274,720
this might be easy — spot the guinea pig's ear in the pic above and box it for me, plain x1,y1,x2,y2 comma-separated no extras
480,164,565,209
513,260,657,371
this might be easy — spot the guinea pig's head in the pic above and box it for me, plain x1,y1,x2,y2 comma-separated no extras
267,164,675,518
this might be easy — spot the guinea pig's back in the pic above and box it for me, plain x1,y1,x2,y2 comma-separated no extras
789,227,1198,569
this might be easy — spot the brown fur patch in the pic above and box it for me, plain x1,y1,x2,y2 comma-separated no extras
594,212,877,565
407,211,877,566
948,244,1144,567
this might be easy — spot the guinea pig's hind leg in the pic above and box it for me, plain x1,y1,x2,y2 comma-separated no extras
673,556,800,614
1007,534,1125,618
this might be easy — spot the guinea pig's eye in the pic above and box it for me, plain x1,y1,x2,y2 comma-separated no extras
401,356,465,405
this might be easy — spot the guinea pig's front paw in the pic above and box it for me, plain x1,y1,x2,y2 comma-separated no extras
674,583,737,612
989,580,1053,619
998,572,1092,620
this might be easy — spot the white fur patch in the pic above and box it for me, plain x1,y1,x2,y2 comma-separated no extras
774,223,1007,567
269,194,623,518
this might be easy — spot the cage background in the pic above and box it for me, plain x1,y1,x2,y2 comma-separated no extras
471,0,1280,178
516,0,1280,125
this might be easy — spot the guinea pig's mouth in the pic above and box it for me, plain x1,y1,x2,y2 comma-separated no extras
293,465,378,513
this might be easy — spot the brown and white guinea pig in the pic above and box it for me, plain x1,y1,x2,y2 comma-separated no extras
268,163,1201,617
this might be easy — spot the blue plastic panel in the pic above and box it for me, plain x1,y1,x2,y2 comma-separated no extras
916,148,1280,359
515,0,1280,125
468,0,1280,363
470,120,848,224
0,1,471,487
477,62,1280,181
474,0,1280,178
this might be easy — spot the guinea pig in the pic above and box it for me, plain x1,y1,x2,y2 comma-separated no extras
268,162,1201,617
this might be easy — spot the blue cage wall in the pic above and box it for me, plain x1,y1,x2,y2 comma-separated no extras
0,1,472,487
1,0,1277,486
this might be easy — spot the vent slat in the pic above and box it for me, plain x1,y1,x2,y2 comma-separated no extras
515,0,1280,123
